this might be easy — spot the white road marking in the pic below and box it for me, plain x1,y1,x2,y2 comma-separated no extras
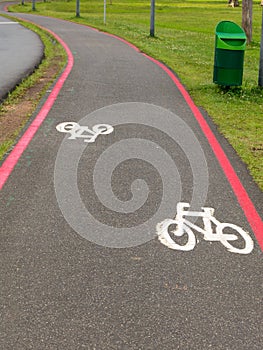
156,202,254,254
0,22,19,25
56,122,114,143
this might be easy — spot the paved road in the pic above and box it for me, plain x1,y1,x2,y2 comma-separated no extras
0,8,263,350
0,14,43,101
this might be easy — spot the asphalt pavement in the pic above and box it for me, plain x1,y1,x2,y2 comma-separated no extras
0,14,43,101
0,6,263,350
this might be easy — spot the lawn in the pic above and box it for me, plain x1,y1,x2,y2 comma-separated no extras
9,0,263,190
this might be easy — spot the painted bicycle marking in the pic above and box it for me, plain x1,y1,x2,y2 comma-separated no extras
156,202,254,254
56,122,114,143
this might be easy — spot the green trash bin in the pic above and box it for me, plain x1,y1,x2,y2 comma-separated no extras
213,21,246,86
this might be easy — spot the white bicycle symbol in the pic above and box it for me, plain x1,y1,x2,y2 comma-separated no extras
56,122,114,143
156,202,254,254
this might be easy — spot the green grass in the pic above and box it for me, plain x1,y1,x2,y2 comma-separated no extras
9,0,263,190
0,17,66,159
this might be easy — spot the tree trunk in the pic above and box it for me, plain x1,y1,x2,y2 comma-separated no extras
242,0,253,44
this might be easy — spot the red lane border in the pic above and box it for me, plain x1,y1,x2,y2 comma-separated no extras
0,12,262,250
0,20,74,190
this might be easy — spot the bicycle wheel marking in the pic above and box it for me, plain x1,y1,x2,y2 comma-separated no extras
156,202,254,254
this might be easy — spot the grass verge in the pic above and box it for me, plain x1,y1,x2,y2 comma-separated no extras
7,0,263,190
0,16,67,160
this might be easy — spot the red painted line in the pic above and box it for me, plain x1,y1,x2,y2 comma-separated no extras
103,32,140,52
65,20,140,52
0,22,74,190
143,53,263,250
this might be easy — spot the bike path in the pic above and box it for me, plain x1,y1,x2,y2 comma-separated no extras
0,10,262,350
0,14,43,101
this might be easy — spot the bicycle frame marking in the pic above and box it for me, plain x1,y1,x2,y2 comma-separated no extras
56,122,114,143
156,202,254,254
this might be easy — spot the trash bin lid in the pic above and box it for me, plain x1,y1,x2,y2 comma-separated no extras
215,21,246,50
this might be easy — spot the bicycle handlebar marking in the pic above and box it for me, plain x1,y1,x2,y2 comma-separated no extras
56,122,114,143
156,202,254,254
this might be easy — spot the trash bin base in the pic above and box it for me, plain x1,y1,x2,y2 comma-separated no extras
213,67,243,86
